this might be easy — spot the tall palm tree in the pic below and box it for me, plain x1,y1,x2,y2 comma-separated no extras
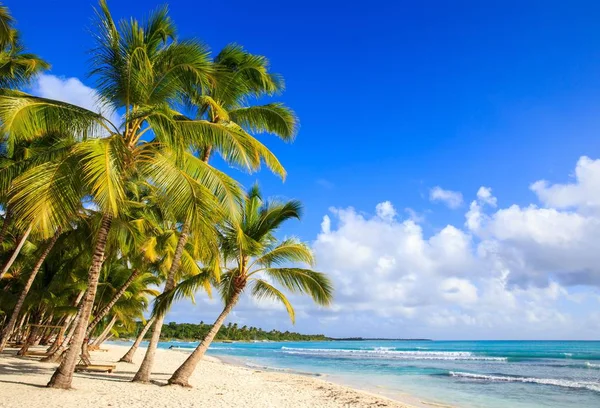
0,0,283,389
131,45,297,383
165,185,333,387
131,45,299,381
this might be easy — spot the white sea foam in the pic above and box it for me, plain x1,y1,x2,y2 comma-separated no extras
279,347,507,361
585,362,600,369
449,371,600,393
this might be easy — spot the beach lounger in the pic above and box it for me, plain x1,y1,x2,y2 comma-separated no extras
75,364,116,373
74,354,116,373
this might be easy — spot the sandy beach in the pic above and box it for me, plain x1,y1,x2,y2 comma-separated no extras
0,344,431,408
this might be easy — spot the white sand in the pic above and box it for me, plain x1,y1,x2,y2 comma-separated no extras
0,344,435,408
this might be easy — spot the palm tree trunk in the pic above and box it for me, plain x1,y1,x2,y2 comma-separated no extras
43,291,84,359
0,224,32,279
91,315,116,347
0,228,61,352
119,316,154,363
17,313,43,355
11,313,27,344
0,206,12,247
133,222,189,383
42,312,79,363
47,213,112,389
86,269,140,338
168,290,242,387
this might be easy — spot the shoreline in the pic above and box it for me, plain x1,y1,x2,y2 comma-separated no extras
207,352,442,408
0,343,437,408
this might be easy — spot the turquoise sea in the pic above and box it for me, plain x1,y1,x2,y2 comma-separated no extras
152,340,600,408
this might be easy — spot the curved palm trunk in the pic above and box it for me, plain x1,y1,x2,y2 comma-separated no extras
0,228,61,352
46,325,66,354
0,224,32,280
168,290,242,387
91,314,116,347
86,269,140,338
47,213,112,389
0,206,12,247
132,222,189,383
119,316,155,363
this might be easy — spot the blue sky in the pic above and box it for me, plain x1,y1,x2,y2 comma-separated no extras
11,0,600,339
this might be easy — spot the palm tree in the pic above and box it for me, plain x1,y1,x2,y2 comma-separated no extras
165,185,333,387
0,0,280,388
131,45,297,384
118,316,154,363
0,2,48,89
131,45,299,381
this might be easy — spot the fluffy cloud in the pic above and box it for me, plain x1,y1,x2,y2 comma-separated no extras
308,157,600,339
429,186,464,209
530,156,600,211
375,201,397,221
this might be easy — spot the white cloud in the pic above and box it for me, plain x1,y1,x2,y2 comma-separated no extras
375,201,397,221
429,186,464,209
305,156,600,339
531,156,600,212
476,186,497,207
30,74,120,127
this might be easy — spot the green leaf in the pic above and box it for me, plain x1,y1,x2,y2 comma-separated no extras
251,279,295,323
263,267,333,306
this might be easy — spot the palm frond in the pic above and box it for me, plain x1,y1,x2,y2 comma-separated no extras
152,268,214,318
71,136,128,216
251,238,315,268
8,157,82,237
263,267,333,306
229,103,297,141
0,91,111,143
251,279,295,323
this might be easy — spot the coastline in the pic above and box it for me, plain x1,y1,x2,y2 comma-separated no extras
0,343,435,408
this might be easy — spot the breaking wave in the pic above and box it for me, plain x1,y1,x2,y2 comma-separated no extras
280,347,507,361
449,371,600,393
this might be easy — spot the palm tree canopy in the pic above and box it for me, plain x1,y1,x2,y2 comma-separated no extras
157,185,333,324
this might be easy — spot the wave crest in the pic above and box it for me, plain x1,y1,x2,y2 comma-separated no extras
279,347,507,361
449,371,600,393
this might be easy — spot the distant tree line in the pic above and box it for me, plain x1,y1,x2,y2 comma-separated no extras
121,321,330,342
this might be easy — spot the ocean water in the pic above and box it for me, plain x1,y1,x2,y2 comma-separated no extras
154,340,600,408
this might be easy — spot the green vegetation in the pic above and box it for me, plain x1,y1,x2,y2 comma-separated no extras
124,321,329,342
0,0,333,391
